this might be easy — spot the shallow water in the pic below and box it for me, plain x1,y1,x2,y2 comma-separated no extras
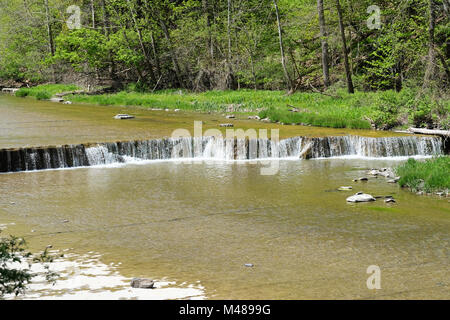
1,159,449,299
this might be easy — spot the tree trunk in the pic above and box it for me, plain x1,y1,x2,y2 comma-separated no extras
100,0,117,80
44,0,54,56
202,0,214,60
150,32,161,78
226,0,237,89
90,0,96,29
126,0,157,84
335,0,354,93
317,0,330,88
273,0,293,92
423,0,436,88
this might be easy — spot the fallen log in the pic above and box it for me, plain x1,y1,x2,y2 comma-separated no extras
407,127,450,137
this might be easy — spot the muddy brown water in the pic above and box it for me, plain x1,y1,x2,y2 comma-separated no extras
0,95,448,299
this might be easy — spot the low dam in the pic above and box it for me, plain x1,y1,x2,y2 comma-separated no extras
0,135,443,173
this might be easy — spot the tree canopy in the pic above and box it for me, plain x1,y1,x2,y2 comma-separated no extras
0,0,448,92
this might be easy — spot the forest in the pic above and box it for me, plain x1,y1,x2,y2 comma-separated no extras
0,0,449,129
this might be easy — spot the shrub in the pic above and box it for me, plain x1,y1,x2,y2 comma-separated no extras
35,91,51,100
14,89,29,97
396,157,450,193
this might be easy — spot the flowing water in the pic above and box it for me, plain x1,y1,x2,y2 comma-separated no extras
0,95,449,299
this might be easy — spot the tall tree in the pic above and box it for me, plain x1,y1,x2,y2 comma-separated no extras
44,0,54,56
423,0,437,88
317,0,330,88
273,0,293,92
335,0,354,93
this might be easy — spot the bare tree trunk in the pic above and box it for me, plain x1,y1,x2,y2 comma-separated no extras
100,0,117,80
226,0,237,89
317,0,330,88
423,0,436,89
44,0,54,56
44,0,55,82
90,0,96,28
335,0,354,93
150,32,161,78
202,0,214,60
273,0,293,92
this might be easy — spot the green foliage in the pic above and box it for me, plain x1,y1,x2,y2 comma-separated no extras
53,29,109,70
396,157,450,193
0,232,59,298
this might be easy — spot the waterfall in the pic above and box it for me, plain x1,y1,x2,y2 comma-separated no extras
0,135,443,173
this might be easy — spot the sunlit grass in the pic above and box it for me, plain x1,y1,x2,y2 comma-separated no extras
396,156,450,193
15,84,80,100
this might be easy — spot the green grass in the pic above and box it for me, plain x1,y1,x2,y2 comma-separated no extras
67,88,376,129
396,157,450,193
15,84,80,100
15,84,449,130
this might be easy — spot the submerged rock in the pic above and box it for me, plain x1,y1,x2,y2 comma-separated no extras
346,192,376,203
131,278,155,289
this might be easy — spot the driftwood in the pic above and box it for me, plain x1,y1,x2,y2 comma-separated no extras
407,127,450,137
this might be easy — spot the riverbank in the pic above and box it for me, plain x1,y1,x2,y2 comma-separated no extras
396,156,450,194
14,84,450,131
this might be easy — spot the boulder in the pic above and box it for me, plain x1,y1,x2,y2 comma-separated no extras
130,278,155,289
346,192,376,203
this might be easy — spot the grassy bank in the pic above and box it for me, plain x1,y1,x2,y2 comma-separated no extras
396,157,450,193
15,84,80,100
15,84,449,130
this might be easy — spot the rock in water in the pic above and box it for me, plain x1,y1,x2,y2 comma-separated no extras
244,263,254,267
346,192,376,203
385,198,396,203
338,186,353,191
131,278,155,289
114,114,135,120
219,123,234,127
226,115,235,119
